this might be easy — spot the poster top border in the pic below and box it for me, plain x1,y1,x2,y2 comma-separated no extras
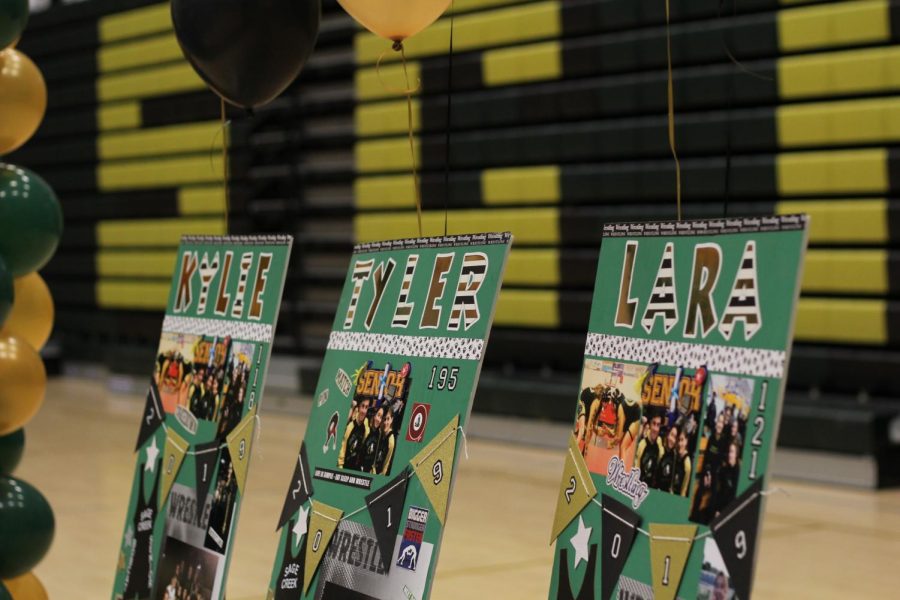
180,234,294,246
352,232,512,254
602,214,808,238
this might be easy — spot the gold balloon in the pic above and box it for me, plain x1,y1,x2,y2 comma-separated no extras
0,335,46,436
0,273,54,351
3,572,48,600
337,0,451,42
0,49,47,155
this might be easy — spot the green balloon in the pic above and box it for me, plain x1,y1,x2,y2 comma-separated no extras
0,0,28,50
0,476,54,578
0,164,63,277
0,255,11,327
0,429,24,474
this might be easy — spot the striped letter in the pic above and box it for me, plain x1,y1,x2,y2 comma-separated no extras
344,259,374,329
448,252,488,331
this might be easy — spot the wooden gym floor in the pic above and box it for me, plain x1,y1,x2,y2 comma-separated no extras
18,378,900,599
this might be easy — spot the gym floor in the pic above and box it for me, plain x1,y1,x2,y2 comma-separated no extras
22,378,899,599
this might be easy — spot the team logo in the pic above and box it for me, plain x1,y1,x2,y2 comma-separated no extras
316,388,329,407
335,368,352,397
323,411,340,453
406,403,430,443
396,506,428,571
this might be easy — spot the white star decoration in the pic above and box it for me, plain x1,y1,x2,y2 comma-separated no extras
145,437,160,471
293,505,309,547
569,516,592,570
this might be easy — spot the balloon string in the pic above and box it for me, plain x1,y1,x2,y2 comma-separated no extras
397,42,423,237
220,98,231,234
664,0,682,221
443,0,455,237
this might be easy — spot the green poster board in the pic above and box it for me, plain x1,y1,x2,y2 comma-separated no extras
548,216,808,600
267,233,511,600
112,235,293,600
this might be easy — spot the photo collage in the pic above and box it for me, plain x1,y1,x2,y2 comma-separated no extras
576,359,755,508
149,331,256,599
574,359,757,598
337,360,411,477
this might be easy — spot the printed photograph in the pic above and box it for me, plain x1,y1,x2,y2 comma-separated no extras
631,365,704,497
697,538,737,600
689,374,753,524
204,450,238,553
153,332,255,439
575,359,645,476
337,360,411,477
152,536,223,600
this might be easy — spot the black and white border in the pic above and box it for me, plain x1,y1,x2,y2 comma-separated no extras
603,215,807,238
327,331,484,361
585,333,785,379
162,315,274,343
353,232,511,255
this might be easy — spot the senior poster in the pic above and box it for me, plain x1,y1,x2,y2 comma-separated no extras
267,233,511,600
112,235,292,600
549,217,808,600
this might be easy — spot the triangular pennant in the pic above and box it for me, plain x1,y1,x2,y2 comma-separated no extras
194,441,220,510
272,515,308,599
710,479,764,600
277,442,315,531
135,378,165,451
601,494,641,600
365,466,410,573
226,410,257,495
159,428,189,506
303,500,343,594
410,415,459,524
551,435,598,542
649,523,697,600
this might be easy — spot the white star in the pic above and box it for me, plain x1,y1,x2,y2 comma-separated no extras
145,437,160,471
569,516,592,570
292,505,309,547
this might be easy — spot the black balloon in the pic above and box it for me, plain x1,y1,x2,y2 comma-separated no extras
171,0,321,109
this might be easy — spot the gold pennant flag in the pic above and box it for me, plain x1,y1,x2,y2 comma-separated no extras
226,410,257,495
410,414,459,524
550,435,597,542
159,428,189,506
649,523,697,600
304,500,344,594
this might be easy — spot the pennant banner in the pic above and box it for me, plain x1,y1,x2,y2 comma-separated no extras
365,467,410,572
649,523,696,600
710,479,764,600
304,501,344,594
410,415,459,525
277,442,315,531
226,410,257,495
194,440,220,510
551,435,597,543
159,428,189,506
135,378,164,451
601,494,641,600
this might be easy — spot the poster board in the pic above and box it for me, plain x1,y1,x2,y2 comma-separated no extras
267,232,511,600
112,235,293,600
548,216,808,600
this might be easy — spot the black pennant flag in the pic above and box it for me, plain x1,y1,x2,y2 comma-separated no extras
194,441,220,510
711,479,764,600
273,518,307,600
601,494,642,600
135,378,165,451
277,442,315,530
365,467,410,573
